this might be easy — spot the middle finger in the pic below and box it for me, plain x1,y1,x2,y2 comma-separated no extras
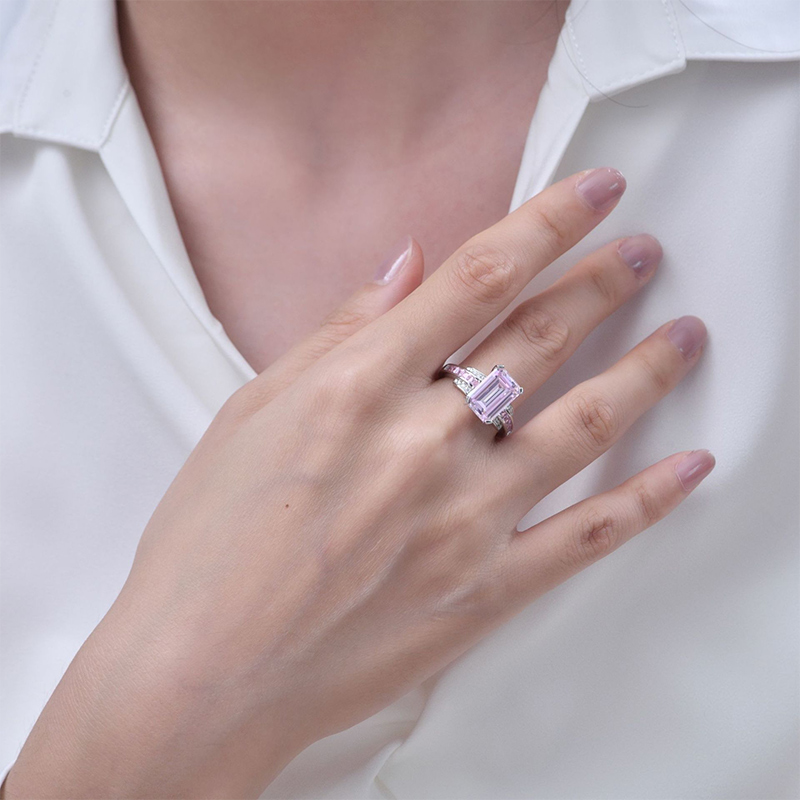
461,233,662,399
375,168,627,371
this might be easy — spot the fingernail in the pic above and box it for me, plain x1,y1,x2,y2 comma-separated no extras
675,449,716,492
575,167,627,212
617,234,662,278
373,235,412,284
666,315,707,360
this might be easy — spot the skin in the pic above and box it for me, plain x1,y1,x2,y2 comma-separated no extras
116,0,570,371
4,3,714,797
5,168,712,797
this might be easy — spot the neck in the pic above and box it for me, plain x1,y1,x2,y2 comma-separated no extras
117,0,567,162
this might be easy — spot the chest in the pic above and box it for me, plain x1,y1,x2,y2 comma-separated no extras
151,109,536,373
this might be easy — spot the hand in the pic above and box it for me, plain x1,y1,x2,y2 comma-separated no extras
7,168,713,798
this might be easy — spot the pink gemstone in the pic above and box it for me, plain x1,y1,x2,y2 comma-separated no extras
466,366,522,422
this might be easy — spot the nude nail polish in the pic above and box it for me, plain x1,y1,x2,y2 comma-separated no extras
667,315,707,360
575,168,627,212
675,449,716,491
618,234,662,277
373,235,412,284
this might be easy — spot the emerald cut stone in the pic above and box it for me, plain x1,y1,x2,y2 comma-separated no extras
466,366,522,422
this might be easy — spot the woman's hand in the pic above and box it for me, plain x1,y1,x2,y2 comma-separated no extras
6,168,713,798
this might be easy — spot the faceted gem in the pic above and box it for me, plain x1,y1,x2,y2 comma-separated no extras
466,366,522,422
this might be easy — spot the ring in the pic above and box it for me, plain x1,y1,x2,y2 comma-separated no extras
440,363,524,437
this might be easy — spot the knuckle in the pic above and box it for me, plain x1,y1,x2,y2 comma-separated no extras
568,507,622,567
313,358,373,412
634,350,674,394
449,242,516,306
383,414,456,483
527,203,571,255
430,542,513,621
329,360,366,396
586,262,621,306
505,304,571,365
438,571,505,621
392,405,458,452
564,389,620,450
632,481,664,528
320,304,369,341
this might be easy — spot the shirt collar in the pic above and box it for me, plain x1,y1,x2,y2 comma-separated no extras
565,0,686,101
1,0,797,152
0,0,128,150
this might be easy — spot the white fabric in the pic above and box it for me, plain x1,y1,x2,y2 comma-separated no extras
1,1,798,796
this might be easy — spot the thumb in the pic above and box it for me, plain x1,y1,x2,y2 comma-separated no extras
311,234,424,359
250,235,424,403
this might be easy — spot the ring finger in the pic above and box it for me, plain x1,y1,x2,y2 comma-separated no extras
499,315,708,518
461,233,662,400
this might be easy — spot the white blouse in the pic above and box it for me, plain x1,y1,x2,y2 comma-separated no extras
1,0,798,796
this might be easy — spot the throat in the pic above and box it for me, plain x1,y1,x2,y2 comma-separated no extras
117,0,568,372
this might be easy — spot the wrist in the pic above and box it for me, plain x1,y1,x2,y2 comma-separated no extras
6,594,305,798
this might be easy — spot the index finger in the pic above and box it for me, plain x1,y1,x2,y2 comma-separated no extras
380,168,626,372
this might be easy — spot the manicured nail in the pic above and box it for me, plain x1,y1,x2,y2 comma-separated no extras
666,315,707,360
618,234,662,278
675,449,716,492
575,167,627,212
373,235,412,284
